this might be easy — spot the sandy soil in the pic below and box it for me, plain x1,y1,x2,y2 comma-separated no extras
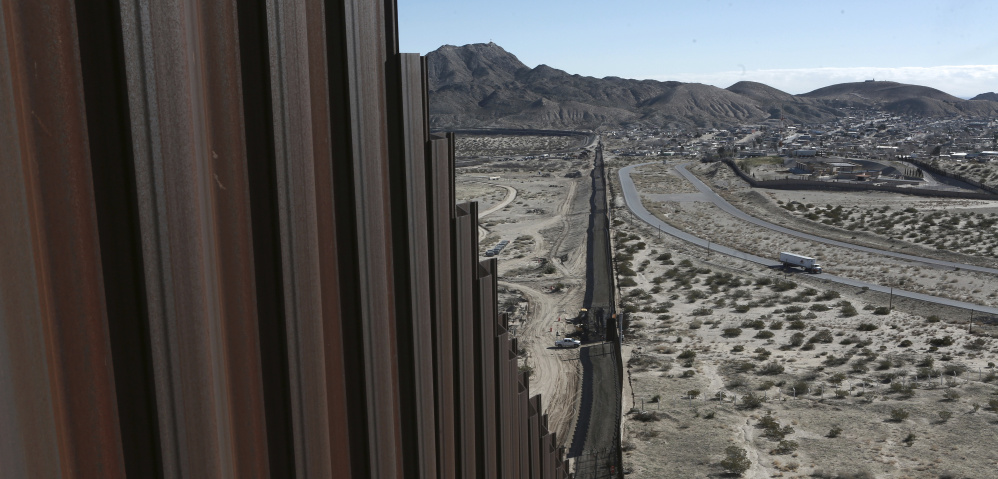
604,153,998,478
455,136,597,449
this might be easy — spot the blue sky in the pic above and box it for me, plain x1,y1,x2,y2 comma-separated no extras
399,0,998,97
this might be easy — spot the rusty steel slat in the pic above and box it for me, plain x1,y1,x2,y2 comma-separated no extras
117,0,276,476
302,0,353,475
388,51,438,478
73,0,164,475
427,135,457,479
475,259,498,479
507,317,519,479
330,0,404,476
0,1,126,477
517,371,530,479
528,395,542,479
265,0,335,477
495,320,512,478
197,1,271,476
541,433,555,479
453,204,478,478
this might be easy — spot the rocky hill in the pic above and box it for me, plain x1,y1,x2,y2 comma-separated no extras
972,92,998,102
427,43,998,129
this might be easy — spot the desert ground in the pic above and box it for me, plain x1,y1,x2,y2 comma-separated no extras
457,134,998,478
455,134,592,448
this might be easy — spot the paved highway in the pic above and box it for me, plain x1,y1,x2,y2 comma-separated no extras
618,162,998,315
672,163,998,275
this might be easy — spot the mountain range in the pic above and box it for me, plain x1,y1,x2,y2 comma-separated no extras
427,43,998,130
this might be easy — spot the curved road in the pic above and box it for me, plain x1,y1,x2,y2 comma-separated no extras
673,163,998,275
618,162,998,315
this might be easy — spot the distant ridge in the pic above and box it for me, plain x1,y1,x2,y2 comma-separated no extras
427,43,998,129
972,92,998,102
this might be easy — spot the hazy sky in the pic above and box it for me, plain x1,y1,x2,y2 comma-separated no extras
399,0,998,98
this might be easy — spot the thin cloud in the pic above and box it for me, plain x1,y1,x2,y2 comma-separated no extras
657,65,998,98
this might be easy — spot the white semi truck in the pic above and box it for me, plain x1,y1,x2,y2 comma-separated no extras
779,252,822,274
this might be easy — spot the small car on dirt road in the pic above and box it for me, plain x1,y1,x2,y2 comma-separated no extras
554,338,581,348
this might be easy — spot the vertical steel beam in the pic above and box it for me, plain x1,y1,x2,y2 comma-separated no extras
0,1,125,477
475,259,498,479
428,134,456,479
388,52,438,478
453,203,478,478
302,0,353,476
327,0,404,476
116,0,273,476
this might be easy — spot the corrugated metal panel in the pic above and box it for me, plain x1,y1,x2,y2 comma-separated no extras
0,1,125,477
1,1,576,477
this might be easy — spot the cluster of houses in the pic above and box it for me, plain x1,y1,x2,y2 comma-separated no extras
603,111,997,166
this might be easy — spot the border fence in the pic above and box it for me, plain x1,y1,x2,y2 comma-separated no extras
1,1,570,477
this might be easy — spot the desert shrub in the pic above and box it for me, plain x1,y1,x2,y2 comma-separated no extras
722,328,743,338
840,304,858,317
926,315,941,323
650,394,661,403
809,303,830,312
789,332,806,347
733,361,756,373
816,290,840,301
740,392,763,409
677,350,697,360
938,410,953,422
834,389,849,398
783,305,805,314
687,389,701,399
689,319,703,329
788,320,806,330
965,338,987,351
873,306,891,315
857,323,878,331
681,369,696,378
824,355,849,367
686,290,707,303
898,340,913,348
827,425,843,437
809,329,834,344
917,356,934,368
741,319,766,329
903,433,916,446
720,446,751,475
988,399,998,412
771,440,799,455
889,408,909,422
633,410,661,422
755,277,772,286
692,307,713,316
731,345,744,352
733,304,752,313
758,361,785,375
754,330,774,340
769,321,783,330
618,277,637,287
772,280,797,292
943,364,965,376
